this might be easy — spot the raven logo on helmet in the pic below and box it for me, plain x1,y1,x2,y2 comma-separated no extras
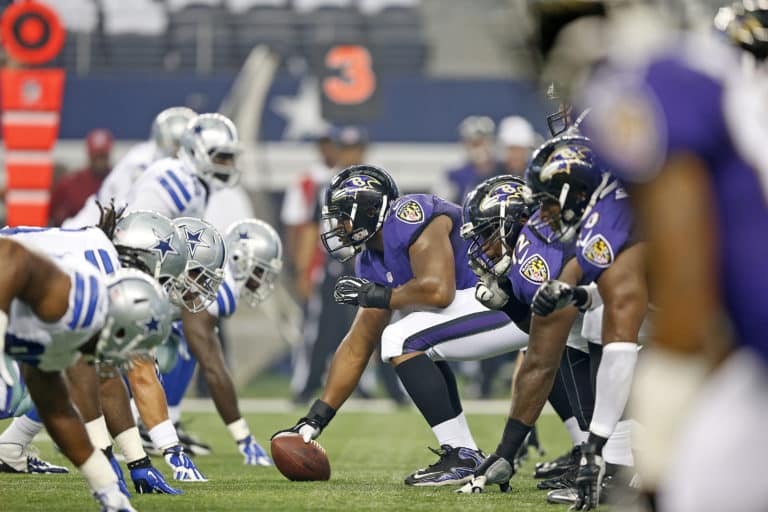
581,234,613,267
479,182,524,212
331,175,382,201
395,199,424,224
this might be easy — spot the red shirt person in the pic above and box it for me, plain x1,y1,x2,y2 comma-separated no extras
50,129,113,226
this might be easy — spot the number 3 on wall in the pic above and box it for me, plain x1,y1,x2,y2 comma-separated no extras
323,45,376,105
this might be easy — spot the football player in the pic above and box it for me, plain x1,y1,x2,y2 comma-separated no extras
274,165,529,486
578,3,768,510
0,233,172,511
157,218,283,466
63,106,197,229
459,175,599,484
460,135,647,510
0,217,190,493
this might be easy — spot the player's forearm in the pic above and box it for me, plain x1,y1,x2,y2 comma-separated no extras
320,335,376,410
126,360,169,430
201,361,241,425
389,276,455,309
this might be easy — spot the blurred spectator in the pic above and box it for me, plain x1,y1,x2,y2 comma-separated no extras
440,116,506,204
498,115,537,176
290,126,405,404
50,129,113,226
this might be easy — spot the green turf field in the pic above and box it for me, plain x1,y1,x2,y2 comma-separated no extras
0,410,584,511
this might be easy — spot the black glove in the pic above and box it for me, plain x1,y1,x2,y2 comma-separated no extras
532,280,591,316
333,276,392,309
271,399,337,443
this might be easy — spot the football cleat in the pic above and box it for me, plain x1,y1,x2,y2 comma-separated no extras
0,443,69,474
571,443,606,510
537,465,577,490
456,454,514,494
534,445,578,479
405,445,484,487
175,422,212,456
547,486,580,505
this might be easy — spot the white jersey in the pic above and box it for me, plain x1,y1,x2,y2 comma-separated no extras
125,157,208,219
4,249,108,372
1,228,119,371
62,141,160,229
206,266,239,319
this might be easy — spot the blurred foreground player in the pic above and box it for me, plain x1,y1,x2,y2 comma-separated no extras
582,4,768,510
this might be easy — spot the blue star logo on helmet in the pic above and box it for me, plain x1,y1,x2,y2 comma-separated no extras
238,231,249,240
181,226,210,258
479,182,523,212
144,317,160,333
151,231,179,263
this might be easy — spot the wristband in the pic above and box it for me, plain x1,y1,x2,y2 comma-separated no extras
305,399,337,429
360,283,392,309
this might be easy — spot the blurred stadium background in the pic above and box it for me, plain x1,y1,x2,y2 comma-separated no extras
0,0,727,402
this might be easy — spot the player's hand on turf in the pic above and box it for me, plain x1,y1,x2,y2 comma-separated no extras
532,280,575,316
271,418,322,444
475,274,510,310
456,453,514,494
93,483,137,512
237,435,273,466
163,445,208,481
570,444,605,510
130,464,183,494
333,276,391,309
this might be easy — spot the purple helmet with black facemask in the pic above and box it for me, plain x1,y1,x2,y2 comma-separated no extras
525,134,609,244
460,175,533,277
320,165,399,262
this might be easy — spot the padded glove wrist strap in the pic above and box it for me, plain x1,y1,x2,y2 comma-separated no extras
304,399,337,429
359,283,392,309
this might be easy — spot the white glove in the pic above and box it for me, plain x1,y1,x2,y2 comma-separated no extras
475,275,509,310
93,483,137,512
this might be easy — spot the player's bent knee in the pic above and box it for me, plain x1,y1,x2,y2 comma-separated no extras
380,324,407,363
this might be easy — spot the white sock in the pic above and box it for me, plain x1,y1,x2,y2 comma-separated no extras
603,419,634,467
0,415,43,446
84,416,112,451
114,427,147,463
168,405,181,425
148,419,179,452
78,449,118,492
564,417,589,445
589,342,639,439
432,414,478,451
226,418,250,442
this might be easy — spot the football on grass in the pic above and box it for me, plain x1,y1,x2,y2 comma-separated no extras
271,434,331,481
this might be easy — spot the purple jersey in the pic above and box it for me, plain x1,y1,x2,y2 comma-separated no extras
355,194,477,290
510,212,576,305
575,181,635,284
583,34,768,361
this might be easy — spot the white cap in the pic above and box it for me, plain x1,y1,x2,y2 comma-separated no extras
498,116,536,148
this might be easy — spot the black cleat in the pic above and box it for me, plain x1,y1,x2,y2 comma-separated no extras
534,445,577,479
174,422,212,457
405,445,484,487
538,466,577,490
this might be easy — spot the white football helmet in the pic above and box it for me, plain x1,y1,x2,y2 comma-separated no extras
224,219,283,306
151,106,198,158
178,113,241,190
172,217,227,313
96,269,173,371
